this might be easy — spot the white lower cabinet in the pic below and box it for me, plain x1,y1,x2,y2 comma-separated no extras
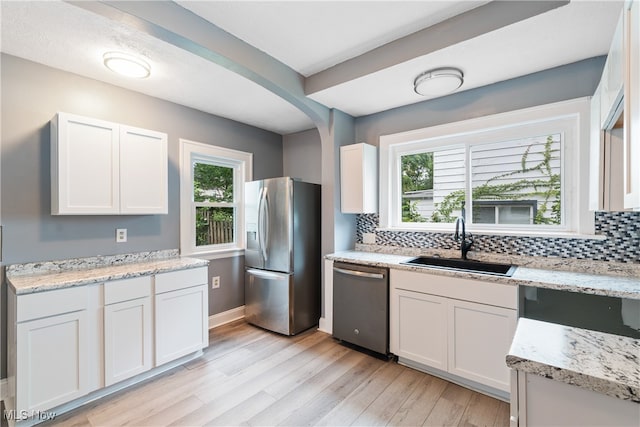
155,268,209,365
390,288,447,370
104,277,153,386
16,310,89,413
513,372,639,426
390,269,517,396
448,299,516,391
8,266,208,424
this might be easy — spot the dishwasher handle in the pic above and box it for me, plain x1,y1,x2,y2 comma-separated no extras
333,267,385,280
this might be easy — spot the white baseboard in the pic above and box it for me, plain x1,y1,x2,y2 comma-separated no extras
209,305,245,329
318,316,332,334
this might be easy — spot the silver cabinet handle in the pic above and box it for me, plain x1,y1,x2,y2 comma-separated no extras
333,267,385,280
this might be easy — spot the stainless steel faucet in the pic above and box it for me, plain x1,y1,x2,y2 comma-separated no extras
454,216,474,260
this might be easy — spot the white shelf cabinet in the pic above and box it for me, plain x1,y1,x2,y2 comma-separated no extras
10,286,90,414
155,268,209,365
624,0,640,210
340,143,377,213
390,269,517,395
51,112,168,215
103,277,153,386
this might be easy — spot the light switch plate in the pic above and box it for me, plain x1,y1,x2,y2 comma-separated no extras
116,228,127,243
362,232,376,244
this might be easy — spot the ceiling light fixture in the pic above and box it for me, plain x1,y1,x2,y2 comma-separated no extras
414,68,464,97
103,52,151,79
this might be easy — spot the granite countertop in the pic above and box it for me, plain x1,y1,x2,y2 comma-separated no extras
326,249,640,300
7,249,209,295
506,318,640,403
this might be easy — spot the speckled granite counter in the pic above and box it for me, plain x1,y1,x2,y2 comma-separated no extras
7,249,209,295
506,318,640,403
326,249,640,300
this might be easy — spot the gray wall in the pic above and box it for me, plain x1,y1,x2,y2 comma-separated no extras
283,128,322,184
1,54,284,376
355,57,605,145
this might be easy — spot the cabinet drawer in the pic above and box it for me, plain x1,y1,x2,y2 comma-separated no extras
104,276,152,305
155,267,207,294
17,286,88,323
391,269,517,309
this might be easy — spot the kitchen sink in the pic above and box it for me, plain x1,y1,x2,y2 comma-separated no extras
401,256,516,277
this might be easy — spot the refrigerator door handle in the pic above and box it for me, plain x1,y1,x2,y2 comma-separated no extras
246,268,289,280
258,187,269,262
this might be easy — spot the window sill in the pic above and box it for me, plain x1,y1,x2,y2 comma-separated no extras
376,227,607,241
181,248,245,260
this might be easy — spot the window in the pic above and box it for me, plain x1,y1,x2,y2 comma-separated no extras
380,98,593,235
180,139,252,256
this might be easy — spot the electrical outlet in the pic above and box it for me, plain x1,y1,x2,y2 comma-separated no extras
116,228,127,243
212,276,220,289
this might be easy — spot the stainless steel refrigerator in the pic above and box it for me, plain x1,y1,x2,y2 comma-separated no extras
244,177,321,335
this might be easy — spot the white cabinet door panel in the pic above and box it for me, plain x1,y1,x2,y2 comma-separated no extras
104,297,153,386
155,284,208,366
119,125,168,214
624,0,640,210
16,310,88,412
392,288,448,371
448,299,516,392
340,143,377,213
53,113,119,214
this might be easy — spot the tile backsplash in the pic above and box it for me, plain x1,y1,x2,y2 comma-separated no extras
356,211,640,264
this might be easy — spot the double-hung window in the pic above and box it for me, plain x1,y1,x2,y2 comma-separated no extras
380,99,593,236
180,139,252,256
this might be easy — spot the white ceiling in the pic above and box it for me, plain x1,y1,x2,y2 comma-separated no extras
0,1,624,135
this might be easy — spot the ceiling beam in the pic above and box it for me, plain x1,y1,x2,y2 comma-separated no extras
305,0,570,95
66,0,331,128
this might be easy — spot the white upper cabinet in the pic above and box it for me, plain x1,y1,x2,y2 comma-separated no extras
340,143,377,214
600,12,625,129
119,125,168,214
624,0,640,210
51,112,168,215
51,113,120,215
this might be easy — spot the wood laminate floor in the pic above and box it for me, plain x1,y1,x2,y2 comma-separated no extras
43,320,509,426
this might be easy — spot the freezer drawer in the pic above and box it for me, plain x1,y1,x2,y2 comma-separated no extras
333,262,389,355
245,268,293,335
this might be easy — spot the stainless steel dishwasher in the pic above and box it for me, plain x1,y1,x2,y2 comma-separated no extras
333,262,389,355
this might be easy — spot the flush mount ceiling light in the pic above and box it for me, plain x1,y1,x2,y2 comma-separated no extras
414,68,464,97
103,52,151,79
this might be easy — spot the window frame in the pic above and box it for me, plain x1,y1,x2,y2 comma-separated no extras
379,98,594,237
180,139,252,257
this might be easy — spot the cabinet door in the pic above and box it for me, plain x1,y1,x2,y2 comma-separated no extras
390,288,447,371
447,299,516,392
340,143,377,213
52,113,119,215
155,285,208,366
16,311,88,412
600,11,625,128
119,125,168,214
104,297,153,386
624,0,640,210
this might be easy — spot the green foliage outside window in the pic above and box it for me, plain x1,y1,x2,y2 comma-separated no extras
402,136,561,225
194,163,234,246
401,152,433,222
